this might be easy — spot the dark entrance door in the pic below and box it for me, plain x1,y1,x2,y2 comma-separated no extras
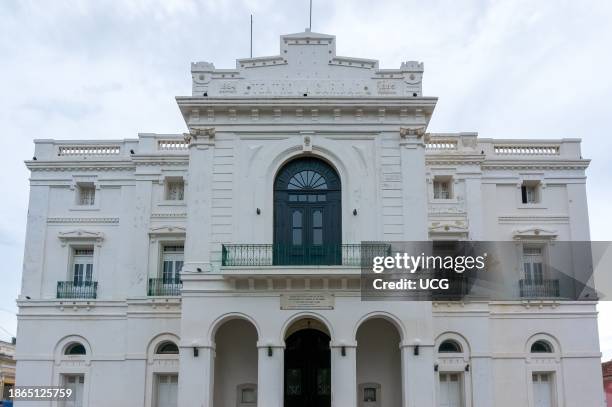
274,157,341,265
284,329,331,407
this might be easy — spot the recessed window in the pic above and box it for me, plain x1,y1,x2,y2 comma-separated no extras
364,387,377,402
433,176,452,199
77,183,96,205
72,247,93,286
521,181,540,204
166,179,185,200
531,340,553,353
65,342,86,355
241,388,256,403
523,246,544,284
162,245,184,283
438,339,462,353
156,341,179,354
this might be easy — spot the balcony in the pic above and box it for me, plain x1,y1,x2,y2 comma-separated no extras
148,278,182,296
221,244,391,267
519,279,560,299
57,281,98,299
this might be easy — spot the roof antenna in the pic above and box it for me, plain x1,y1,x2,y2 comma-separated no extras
250,14,253,58
308,0,312,31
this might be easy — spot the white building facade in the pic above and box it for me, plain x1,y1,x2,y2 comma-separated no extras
15,30,605,407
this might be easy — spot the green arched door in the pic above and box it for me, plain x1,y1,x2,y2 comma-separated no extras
274,157,341,265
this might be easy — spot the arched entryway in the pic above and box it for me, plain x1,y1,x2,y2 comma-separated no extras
356,318,402,407
284,319,331,407
213,319,259,407
274,157,341,265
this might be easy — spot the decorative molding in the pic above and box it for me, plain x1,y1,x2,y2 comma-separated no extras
400,126,426,138
512,227,558,240
183,127,215,145
149,225,187,238
498,216,569,224
151,213,187,219
58,230,104,247
48,217,119,225
482,160,589,170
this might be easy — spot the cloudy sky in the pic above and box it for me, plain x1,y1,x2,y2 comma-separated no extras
1,0,611,359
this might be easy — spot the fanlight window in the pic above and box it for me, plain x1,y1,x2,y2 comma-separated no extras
530,340,553,353
65,342,86,355
156,341,179,354
288,170,328,190
438,340,462,353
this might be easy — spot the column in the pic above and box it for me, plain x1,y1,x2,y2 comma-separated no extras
331,343,357,407
399,127,428,240
177,345,214,407
257,344,284,407
401,342,435,407
183,128,215,273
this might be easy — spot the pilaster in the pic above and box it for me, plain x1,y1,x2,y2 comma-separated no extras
399,127,428,240
183,128,215,273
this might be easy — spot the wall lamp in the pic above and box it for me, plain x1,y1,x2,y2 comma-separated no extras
256,208,261,215
413,345,419,356
465,364,470,372
193,347,199,357
196,267,202,272
353,209,358,216
268,346,273,357
434,364,438,372
341,346,346,357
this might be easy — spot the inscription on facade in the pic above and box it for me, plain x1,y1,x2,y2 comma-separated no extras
280,293,334,310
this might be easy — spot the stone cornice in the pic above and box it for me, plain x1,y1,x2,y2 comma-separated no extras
481,159,590,170
26,161,135,172
426,154,485,166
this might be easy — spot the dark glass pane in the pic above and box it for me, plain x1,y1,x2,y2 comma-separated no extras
293,229,302,245
287,170,328,190
157,341,179,354
313,210,322,227
439,340,461,353
65,343,86,355
317,368,331,395
292,210,302,227
289,195,298,201
308,195,317,202
531,340,552,353
364,388,377,402
313,229,323,245
318,195,326,201
298,195,307,202
286,369,301,395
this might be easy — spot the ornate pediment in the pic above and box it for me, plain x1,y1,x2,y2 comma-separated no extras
58,230,104,246
428,221,469,239
512,227,558,240
149,225,186,239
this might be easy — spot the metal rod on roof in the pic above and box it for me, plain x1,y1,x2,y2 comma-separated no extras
309,0,312,30
250,14,253,58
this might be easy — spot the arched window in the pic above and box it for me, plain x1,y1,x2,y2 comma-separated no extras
438,340,462,353
156,341,179,354
65,342,86,355
530,340,553,353
288,170,328,190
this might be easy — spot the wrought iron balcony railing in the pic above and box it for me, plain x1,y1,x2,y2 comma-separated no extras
148,278,182,296
221,244,392,267
57,281,98,299
519,279,560,298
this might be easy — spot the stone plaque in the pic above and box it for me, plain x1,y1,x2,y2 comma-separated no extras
280,293,334,310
